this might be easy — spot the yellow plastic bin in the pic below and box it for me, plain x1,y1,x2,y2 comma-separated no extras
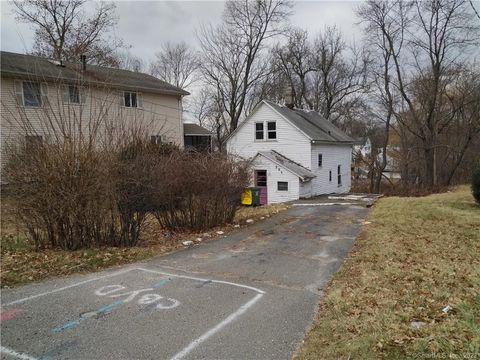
241,188,253,205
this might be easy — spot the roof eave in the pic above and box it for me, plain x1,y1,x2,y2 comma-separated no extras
255,152,316,181
1,70,190,97
311,139,359,145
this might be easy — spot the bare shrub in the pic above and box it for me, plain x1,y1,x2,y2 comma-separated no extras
4,140,118,250
151,152,250,231
115,141,179,247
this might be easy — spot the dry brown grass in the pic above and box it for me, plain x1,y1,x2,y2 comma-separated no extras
0,199,288,287
297,185,480,359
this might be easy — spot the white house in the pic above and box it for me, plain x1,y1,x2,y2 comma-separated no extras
227,100,357,204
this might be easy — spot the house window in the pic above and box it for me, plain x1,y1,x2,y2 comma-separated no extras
337,165,342,185
267,121,277,140
255,122,264,140
277,181,288,191
255,170,267,187
329,170,332,182
318,153,323,167
151,135,163,144
124,91,138,108
68,85,80,104
25,135,43,152
23,81,42,107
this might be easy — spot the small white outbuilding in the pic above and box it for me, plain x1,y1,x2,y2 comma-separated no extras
227,100,357,204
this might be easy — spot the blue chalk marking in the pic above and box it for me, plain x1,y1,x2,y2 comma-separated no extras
52,299,124,333
95,299,124,314
152,278,170,289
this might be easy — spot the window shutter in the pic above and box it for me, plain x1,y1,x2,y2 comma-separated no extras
40,83,48,106
137,92,143,108
63,85,70,103
14,80,24,106
120,91,125,106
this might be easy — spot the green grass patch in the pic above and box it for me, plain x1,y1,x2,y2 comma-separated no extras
297,186,480,359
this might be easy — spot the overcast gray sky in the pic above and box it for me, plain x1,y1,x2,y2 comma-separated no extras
0,0,361,64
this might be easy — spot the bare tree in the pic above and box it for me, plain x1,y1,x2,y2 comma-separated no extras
190,88,229,151
198,0,292,133
12,0,124,66
357,1,406,192
150,42,199,90
117,50,145,72
358,0,480,187
272,28,315,108
312,26,370,123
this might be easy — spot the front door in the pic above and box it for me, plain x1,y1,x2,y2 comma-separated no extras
255,170,268,205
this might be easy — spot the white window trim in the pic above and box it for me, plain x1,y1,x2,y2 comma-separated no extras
254,121,264,141
123,91,142,109
254,121,277,142
277,181,288,191
63,84,85,105
16,80,47,107
267,121,277,140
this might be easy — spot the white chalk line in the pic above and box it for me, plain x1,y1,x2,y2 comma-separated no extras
3,268,134,306
3,266,266,360
170,293,264,360
136,267,265,294
0,346,38,360
135,267,266,360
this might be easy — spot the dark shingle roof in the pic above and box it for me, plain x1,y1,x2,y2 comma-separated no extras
0,51,189,96
183,123,212,136
264,100,356,143
256,150,315,181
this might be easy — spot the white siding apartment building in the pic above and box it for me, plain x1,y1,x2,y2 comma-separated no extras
0,51,189,169
227,100,357,204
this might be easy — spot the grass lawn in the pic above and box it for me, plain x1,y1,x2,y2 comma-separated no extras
1,197,288,288
297,186,480,359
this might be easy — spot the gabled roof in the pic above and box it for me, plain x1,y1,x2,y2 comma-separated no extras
183,123,212,136
263,100,356,144
0,51,189,96
255,150,315,181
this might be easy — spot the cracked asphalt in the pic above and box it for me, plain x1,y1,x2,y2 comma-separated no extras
1,202,369,360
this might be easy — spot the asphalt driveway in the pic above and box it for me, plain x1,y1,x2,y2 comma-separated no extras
1,202,369,360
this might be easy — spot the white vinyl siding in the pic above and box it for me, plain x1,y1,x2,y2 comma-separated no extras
310,144,352,195
227,103,311,168
1,76,184,171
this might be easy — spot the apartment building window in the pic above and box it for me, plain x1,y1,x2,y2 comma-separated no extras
124,91,142,108
15,81,46,107
318,153,323,167
255,122,264,140
267,121,277,139
69,85,80,103
150,135,163,144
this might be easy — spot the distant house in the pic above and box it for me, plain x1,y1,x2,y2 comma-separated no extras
227,100,357,204
183,123,212,152
353,135,402,181
0,51,189,167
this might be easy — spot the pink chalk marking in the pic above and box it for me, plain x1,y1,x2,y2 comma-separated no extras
0,308,23,322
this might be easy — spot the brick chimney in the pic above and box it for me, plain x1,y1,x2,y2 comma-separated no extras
285,86,294,109
80,55,87,71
